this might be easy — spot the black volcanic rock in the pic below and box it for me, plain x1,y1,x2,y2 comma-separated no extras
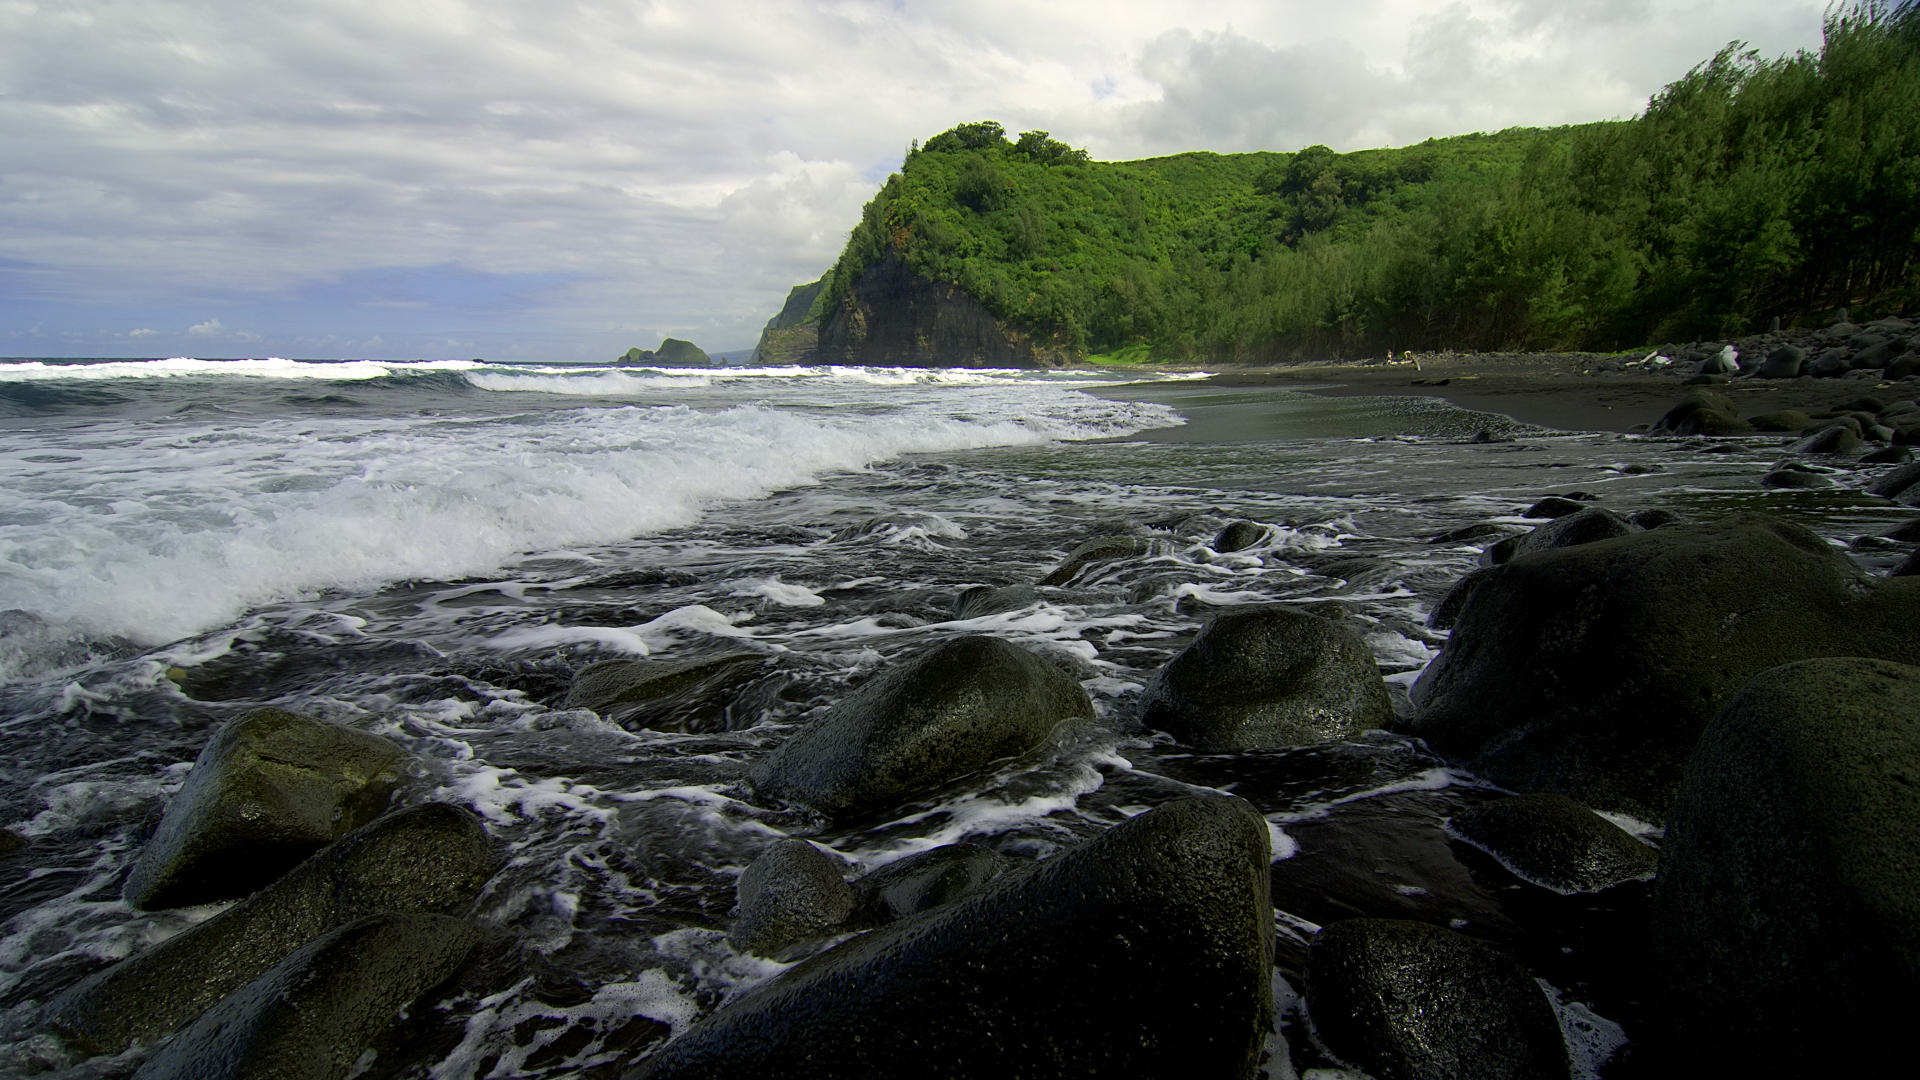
1407,513,1920,819
1653,657,1920,1075
1139,605,1392,751
628,796,1274,1080
749,636,1092,817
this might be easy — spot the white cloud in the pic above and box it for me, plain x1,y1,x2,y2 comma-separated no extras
128,327,157,337
186,318,224,337
0,0,1835,358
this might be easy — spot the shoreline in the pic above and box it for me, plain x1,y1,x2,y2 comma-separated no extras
1092,353,1914,436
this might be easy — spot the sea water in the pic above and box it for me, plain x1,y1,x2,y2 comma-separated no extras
0,357,1907,1078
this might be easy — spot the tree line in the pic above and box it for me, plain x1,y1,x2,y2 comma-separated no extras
813,1,1919,362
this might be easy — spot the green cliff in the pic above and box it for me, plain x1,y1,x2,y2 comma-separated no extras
773,1,1918,366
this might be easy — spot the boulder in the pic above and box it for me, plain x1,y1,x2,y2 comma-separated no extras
1649,389,1750,435
129,914,484,1080
1753,344,1805,379
1038,535,1149,587
1448,793,1656,894
1211,520,1270,553
1696,344,1740,376
729,839,855,959
1759,466,1832,489
47,803,500,1055
1652,658,1920,1074
749,636,1092,817
1868,462,1920,501
1305,918,1570,1080
1808,346,1854,377
1746,409,1812,432
852,843,1012,924
1864,445,1916,465
564,653,769,732
951,584,1038,620
1407,514,1920,819
1896,550,1920,577
1139,606,1392,751
629,796,1274,1080
1787,422,1863,456
1520,495,1591,520
124,709,406,910
1484,507,1638,565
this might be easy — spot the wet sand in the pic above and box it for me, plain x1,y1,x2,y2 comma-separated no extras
1208,355,1913,433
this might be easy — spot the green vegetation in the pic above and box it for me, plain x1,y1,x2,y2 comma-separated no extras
816,2,1919,361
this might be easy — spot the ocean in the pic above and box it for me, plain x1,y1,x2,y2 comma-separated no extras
0,357,1906,1077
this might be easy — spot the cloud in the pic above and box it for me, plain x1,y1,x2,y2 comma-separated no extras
129,327,157,337
186,318,224,338
0,0,1834,359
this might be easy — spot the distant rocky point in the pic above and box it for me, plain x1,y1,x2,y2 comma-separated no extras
620,338,711,367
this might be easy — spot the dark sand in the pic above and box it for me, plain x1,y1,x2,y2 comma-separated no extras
1100,354,1913,435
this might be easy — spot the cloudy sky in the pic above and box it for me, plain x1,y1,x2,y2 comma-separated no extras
2,0,1834,362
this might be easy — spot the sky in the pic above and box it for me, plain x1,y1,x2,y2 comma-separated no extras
1,0,1837,362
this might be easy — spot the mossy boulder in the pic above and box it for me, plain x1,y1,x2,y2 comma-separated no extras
1652,657,1920,1074
1407,514,1920,819
1649,389,1751,435
749,636,1092,818
630,796,1273,1079
124,709,406,910
129,914,484,1080
1139,606,1391,751
47,803,500,1055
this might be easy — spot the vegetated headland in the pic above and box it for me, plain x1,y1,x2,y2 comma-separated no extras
757,1,1918,371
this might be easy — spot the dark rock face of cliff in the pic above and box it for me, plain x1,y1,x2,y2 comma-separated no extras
819,254,1058,369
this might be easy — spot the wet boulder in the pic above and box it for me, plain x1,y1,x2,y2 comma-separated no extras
1408,513,1920,819
1759,463,1832,489
1037,534,1150,587
1746,409,1813,432
564,653,769,732
1484,506,1638,565
47,803,500,1055
1868,461,1920,501
852,843,1012,924
1652,658,1920,1075
1649,389,1750,435
951,584,1038,620
630,796,1274,1080
124,708,407,910
749,636,1093,818
1787,422,1863,456
729,839,855,959
130,914,484,1080
1211,520,1271,553
1448,793,1656,894
1519,495,1591,520
1808,346,1854,377
1139,606,1392,751
1305,918,1570,1080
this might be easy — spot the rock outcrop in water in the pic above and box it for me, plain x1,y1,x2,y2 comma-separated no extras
47,803,500,1055
1139,605,1392,751
630,796,1274,1079
565,653,770,733
1407,513,1920,819
748,635,1093,818
122,708,406,910
1447,793,1657,894
1651,657,1920,1075
728,839,855,960
129,913,484,1080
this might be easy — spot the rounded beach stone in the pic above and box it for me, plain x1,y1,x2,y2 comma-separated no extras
1485,506,1637,565
852,842,1011,924
1211,520,1271,552
1037,534,1149,586
1787,422,1863,455
1448,793,1656,893
729,839,854,959
1754,343,1805,378
628,796,1274,1080
565,653,768,732
1306,918,1570,1080
123,708,407,910
129,913,483,1080
1649,389,1750,435
748,635,1092,817
1408,513,1920,819
1139,605,1391,751
46,803,500,1055
1653,657,1920,1074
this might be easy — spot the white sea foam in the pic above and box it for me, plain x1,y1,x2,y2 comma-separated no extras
0,382,1181,660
